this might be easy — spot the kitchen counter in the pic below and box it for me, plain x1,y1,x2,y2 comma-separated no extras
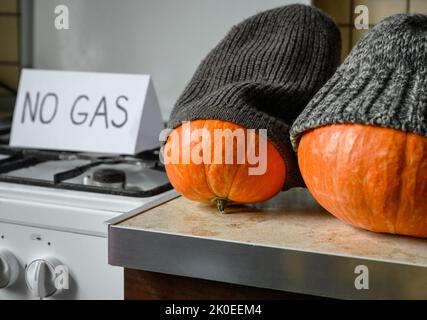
108,189,427,299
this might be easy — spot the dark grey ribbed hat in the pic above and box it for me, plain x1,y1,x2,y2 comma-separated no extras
291,14,427,150
168,4,341,189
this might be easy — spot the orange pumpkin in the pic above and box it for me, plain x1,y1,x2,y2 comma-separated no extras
164,120,286,212
298,123,427,238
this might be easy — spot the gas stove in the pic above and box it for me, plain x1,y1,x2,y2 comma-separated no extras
0,146,172,197
0,143,178,300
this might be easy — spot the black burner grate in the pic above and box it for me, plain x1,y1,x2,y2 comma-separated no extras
0,146,172,197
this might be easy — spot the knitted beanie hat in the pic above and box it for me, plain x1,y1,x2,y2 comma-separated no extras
168,4,341,189
291,14,427,150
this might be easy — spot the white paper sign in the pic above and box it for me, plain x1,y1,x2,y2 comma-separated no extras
10,69,164,155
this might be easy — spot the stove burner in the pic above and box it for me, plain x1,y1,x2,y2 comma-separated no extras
92,169,126,188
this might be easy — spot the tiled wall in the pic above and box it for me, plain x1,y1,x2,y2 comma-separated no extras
0,0,20,97
314,0,427,61
0,0,426,97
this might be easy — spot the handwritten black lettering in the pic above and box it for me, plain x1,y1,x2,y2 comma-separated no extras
39,93,58,124
21,91,40,123
89,96,109,128
70,95,89,125
111,95,129,128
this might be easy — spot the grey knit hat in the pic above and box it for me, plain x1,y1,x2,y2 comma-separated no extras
168,4,341,189
291,14,427,150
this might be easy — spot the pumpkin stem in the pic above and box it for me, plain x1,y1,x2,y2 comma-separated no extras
215,198,229,214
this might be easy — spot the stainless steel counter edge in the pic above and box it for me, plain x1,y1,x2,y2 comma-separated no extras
105,190,179,225
108,224,427,300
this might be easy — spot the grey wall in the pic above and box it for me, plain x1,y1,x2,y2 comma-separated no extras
33,0,310,120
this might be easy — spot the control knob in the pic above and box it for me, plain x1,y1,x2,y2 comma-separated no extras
25,257,66,298
0,249,20,288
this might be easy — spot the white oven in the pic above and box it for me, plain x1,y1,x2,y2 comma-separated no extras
0,182,177,300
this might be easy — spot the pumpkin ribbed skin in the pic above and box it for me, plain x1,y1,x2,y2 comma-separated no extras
164,120,286,207
298,124,427,238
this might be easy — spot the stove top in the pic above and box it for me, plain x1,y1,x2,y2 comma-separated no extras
0,146,172,197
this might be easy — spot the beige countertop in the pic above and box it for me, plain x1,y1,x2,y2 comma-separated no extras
109,188,427,299
120,189,427,267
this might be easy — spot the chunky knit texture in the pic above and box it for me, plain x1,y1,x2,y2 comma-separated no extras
168,4,341,189
291,14,427,150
